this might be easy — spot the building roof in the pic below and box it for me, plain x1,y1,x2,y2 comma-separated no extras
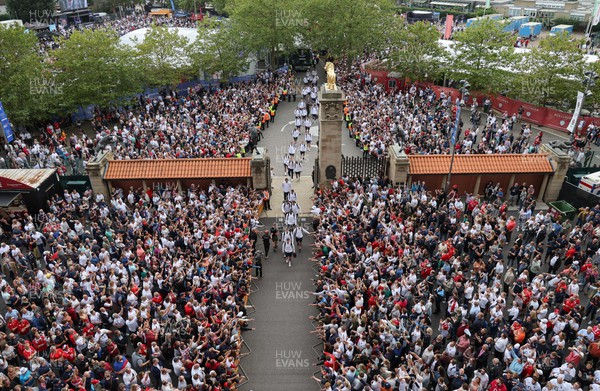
408,154,554,175
0,169,57,191
104,158,252,180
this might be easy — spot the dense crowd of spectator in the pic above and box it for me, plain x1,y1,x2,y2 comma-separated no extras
5,70,294,172
0,182,265,390
309,177,600,391
337,62,545,158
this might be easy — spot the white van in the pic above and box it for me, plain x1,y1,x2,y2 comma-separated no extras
578,171,600,195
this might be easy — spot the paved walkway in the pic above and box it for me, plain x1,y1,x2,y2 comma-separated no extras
239,218,320,391
268,176,314,218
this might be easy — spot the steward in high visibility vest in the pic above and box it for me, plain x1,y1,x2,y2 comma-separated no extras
263,112,270,128
269,105,276,121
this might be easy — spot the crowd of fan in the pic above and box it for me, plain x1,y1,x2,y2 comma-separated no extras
4,69,294,172
310,177,600,391
0,182,265,391
338,64,545,158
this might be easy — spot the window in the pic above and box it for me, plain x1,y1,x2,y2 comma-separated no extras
388,79,397,89
509,7,523,16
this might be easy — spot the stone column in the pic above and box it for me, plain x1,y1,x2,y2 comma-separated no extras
318,85,345,188
388,145,410,186
85,151,113,201
538,174,549,202
540,144,570,202
251,147,269,189
473,175,482,195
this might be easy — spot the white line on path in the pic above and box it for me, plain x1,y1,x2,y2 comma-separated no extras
281,121,295,132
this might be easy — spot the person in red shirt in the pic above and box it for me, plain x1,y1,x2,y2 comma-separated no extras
17,340,37,362
489,378,507,391
31,330,49,353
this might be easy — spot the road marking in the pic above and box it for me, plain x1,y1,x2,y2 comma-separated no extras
281,121,295,133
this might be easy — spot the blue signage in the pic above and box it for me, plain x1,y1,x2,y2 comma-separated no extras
0,101,14,143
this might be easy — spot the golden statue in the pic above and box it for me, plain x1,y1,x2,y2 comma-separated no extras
325,61,337,90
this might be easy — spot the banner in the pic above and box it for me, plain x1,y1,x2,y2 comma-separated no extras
445,15,454,40
486,0,491,8
593,0,600,26
452,100,461,145
0,101,14,143
567,91,584,134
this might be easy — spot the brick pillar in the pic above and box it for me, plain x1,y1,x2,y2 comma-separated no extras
318,85,345,188
540,144,569,202
85,151,113,201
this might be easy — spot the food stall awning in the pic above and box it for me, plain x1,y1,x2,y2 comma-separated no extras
0,169,57,191
0,192,21,207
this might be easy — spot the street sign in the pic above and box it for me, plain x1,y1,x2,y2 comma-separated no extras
0,101,14,143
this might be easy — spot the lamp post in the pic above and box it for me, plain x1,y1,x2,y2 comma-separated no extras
446,80,470,192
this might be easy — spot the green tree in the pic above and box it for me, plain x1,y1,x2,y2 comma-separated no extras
0,25,50,126
301,0,395,64
134,25,194,87
512,33,586,107
190,18,250,81
447,18,516,93
226,0,303,69
51,28,144,115
6,0,54,23
389,20,446,82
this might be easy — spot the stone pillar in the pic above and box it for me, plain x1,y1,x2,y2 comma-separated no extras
473,175,482,195
538,174,549,201
85,151,113,201
318,85,345,187
540,144,570,202
251,147,269,189
388,145,410,186
507,174,516,195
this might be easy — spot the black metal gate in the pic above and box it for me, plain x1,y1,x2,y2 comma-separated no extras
341,155,388,179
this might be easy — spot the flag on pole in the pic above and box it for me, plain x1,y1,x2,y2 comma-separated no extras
445,15,454,40
567,91,585,134
593,0,600,26
452,101,461,145
485,0,491,8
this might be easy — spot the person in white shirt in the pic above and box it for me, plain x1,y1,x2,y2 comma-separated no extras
123,367,138,390
282,178,292,201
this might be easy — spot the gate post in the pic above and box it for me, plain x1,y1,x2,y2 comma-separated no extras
86,151,113,201
388,145,409,186
540,144,570,202
318,84,345,188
